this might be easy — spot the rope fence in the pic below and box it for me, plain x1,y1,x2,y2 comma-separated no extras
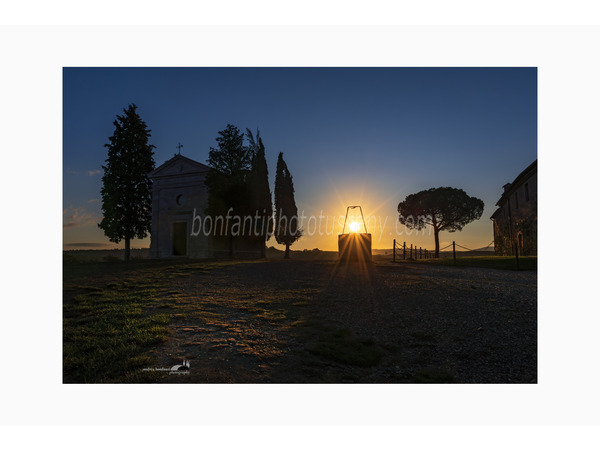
392,239,495,264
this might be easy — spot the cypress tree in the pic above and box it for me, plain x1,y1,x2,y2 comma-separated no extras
247,128,273,258
98,104,156,261
274,152,301,259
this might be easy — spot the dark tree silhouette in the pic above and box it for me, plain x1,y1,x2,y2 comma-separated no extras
245,127,260,155
205,124,252,258
397,187,484,257
98,104,156,261
246,128,273,258
274,152,301,259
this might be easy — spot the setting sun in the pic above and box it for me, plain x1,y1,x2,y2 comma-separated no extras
349,221,360,233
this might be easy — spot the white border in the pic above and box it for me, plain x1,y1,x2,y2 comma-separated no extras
1,21,600,433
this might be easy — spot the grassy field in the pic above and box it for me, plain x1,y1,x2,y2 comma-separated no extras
64,257,249,382
64,252,537,383
64,258,385,382
402,255,537,271
64,248,534,271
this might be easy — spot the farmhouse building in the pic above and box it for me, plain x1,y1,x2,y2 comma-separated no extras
490,159,537,256
148,154,263,259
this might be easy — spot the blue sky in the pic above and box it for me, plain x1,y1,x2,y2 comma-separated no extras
63,67,536,251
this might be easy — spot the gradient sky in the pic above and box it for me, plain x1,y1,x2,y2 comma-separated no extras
63,67,537,251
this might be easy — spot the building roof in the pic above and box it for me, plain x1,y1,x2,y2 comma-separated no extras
495,159,537,207
148,154,211,179
490,207,502,220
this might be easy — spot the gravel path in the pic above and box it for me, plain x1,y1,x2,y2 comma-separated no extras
152,259,537,383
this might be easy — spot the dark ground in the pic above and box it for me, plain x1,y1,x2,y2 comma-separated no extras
64,255,536,383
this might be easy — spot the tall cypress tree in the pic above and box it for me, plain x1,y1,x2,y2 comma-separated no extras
274,152,301,259
247,129,273,258
98,104,155,261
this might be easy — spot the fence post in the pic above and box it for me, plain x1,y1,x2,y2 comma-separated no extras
410,244,413,259
420,247,422,259
393,239,396,262
403,242,406,260
453,241,456,265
